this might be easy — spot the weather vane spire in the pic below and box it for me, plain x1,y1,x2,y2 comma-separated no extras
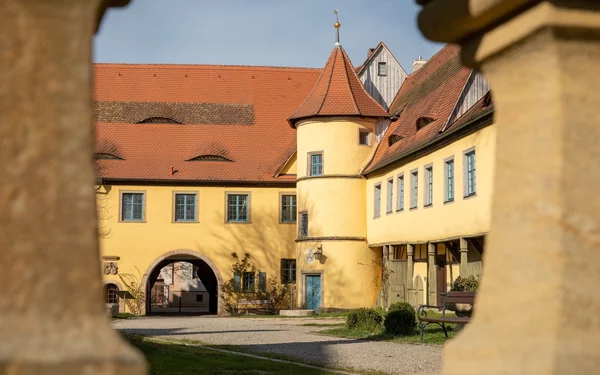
334,9,341,47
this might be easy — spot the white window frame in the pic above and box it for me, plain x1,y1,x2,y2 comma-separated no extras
396,173,404,212
374,183,382,218
378,62,387,76
410,169,418,209
463,147,477,198
424,164,433,207
386,178,393,214
444,156,455,203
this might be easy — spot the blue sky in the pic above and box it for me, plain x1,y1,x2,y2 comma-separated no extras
94,0,443,71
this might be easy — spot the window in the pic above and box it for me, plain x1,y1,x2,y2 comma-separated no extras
425,166,433,206
299,212,308,238
121,192,145,221
174,193,197,221
397,175,404,211
374,184,382,218
233,273,241,291
105,284,118,304
445,159,455,202
386,179,393,213
309,153,323,176
196,294,203,302
416,117,435,130
378,62,387,76
411,171,418,209
465,150,477,197
281,259,297,284
359,130,371,146
281,194,297,223
243,272,255,293
227,194,249,222
258,272,267,292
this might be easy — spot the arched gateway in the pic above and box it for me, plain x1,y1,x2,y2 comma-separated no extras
142,250,224,316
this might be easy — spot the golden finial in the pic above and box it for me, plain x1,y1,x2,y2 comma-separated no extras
333,9,341,46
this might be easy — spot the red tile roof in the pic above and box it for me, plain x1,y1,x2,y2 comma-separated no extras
364,45,477,174
94,64,321,183
288,46,388,127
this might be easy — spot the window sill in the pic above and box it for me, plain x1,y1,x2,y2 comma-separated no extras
464,193,477,200
423,204,433,209
119,220,146,223
373,215,381,219
280,221,297,224
386,211,393,215
172,220,199,223
409,206,418,211
396,209,404,213
444,199,455,205
226,220,252,224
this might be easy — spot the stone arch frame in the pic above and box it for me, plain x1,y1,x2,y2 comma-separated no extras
141,249,225,316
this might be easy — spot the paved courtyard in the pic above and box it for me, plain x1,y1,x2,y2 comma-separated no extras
113,316,442,374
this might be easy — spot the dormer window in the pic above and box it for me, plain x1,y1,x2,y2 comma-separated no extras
416,117,435,130
378,62,387,76
186,155,233,162
137,117,182,124
388,134,403,147
94,153,123,160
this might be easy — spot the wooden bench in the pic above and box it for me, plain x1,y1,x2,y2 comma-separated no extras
417,291,476,341
238,299,270,315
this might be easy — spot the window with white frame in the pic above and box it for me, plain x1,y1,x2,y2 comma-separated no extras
309,153,323,176
359,130,371,146
410,171,418,209
174,193,197,221
281,194,297,223
465,150,477,197
374,183,382,217
227,193,249,222
397,175,404,211
378,62,387,76
386,178,393,213
445,158,455,202
425,166,433,206
121,192,145,221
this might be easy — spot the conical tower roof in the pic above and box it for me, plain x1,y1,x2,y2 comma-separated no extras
288,45,388,128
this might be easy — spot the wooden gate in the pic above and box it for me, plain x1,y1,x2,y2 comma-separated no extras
387,261,407,307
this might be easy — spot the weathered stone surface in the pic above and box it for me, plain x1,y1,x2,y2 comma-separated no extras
415,1,600,374
0,1,145,373
107,304,119,318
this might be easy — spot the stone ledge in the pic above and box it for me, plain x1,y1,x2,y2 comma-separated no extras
279,309,315,316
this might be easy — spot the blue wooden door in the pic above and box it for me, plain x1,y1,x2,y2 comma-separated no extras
305,275,321,312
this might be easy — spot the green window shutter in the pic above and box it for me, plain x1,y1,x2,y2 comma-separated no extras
259,272,266,292
233,273,241,292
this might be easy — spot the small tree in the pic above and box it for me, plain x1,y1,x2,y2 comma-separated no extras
221,252,255,316
257,278,289,315
118,267,145,315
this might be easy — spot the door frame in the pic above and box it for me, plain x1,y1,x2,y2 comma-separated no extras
300,270,324,310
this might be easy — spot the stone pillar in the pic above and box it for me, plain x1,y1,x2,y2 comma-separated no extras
406,244,415,306
417,1,600,374
406,244,414,289
427,243,437,306
459,238,469,277
0,1,146,374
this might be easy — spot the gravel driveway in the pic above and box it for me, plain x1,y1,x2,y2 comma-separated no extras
113,316,442,374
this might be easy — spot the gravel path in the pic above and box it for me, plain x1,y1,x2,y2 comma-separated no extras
113,316,442,374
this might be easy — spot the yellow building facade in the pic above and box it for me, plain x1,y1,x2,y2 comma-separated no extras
96,39,494,315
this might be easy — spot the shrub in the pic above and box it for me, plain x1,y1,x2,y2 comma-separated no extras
384,309,416,336
388,302,414,314
256,278,289,315
346,308,383,330
451,275,480,292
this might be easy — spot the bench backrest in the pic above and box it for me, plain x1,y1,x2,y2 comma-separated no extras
444,291,476,304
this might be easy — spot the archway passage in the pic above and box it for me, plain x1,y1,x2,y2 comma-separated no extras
145,255,219,315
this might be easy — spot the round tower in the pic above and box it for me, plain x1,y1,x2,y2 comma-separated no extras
288,19,389,312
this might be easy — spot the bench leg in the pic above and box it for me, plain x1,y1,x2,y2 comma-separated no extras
420,322,425,342
441,323,448,338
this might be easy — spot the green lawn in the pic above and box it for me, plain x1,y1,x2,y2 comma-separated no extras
124,334,342,375
236,312,348,319
320,311,460,345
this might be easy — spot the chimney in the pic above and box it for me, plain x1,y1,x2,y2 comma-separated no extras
412,56,427,72
367,48,375,58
